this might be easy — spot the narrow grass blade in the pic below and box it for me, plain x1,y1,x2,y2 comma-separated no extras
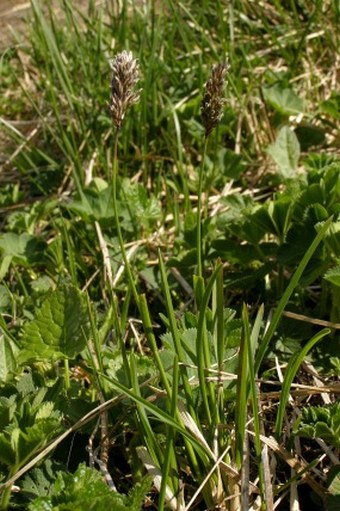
244,304,265,502
139,293,173,399
129,352,163,464
235,304,249,469
255,216,333,373
158,250,196,417
158,356,180,511
103,373,208,459
137,446,180,511
274,328,330,440
196,263,223,426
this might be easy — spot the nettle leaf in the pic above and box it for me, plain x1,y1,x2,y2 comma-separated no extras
295,403,340,448
267,126,300,179
19,286,89,363
263,85,305,115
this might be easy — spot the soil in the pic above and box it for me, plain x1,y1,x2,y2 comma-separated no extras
0,1,30,49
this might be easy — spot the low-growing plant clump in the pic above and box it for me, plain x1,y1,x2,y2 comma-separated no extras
0,1,339,510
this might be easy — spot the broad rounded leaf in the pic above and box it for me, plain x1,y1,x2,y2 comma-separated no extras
263,85,305,115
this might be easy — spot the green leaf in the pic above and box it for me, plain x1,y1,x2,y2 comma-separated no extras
120,179,161,232
0,233,47,277
324,266,340,288
28,464,151,511
68,185,114,222
267,126,300,179
327,465,340,495
274,328,330,439
0,396,16,430
263,85,305,115
295,403,340,449
21,459,58,499
320,92,340,120
19,286,88,363
0,334,19,380
215,148,246,180
0,385,63,470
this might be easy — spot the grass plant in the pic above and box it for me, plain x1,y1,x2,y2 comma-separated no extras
0,1,339,510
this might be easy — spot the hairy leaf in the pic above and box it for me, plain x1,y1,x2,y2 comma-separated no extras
19,286,88,363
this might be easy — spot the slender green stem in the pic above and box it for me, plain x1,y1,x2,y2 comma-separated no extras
158,250,196,419
63,358,70,391
158,356,179,511
274,327,330,440
243,304,265,504
0,466,17,511
196,137,208,278
111,129,140,307
139,293,172,398
234,311,248,469
196,264,222,427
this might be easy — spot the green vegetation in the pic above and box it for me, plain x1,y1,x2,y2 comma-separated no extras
0,0,339,509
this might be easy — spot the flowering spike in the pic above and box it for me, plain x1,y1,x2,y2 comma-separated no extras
109,50,141,130
201,61,229,138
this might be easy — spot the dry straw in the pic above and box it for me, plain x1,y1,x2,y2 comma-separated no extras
109,50,141,130
201,61,229,137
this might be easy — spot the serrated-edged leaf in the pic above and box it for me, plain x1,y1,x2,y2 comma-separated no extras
19,286,89,362
18,415,62,462
0,430,18,466
28,463,151,511
0,400,62,469
296,403,340,448
35,402,57,420
267,126,300,178
324,266,340,288
21,459,58,498
0,395,16,429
